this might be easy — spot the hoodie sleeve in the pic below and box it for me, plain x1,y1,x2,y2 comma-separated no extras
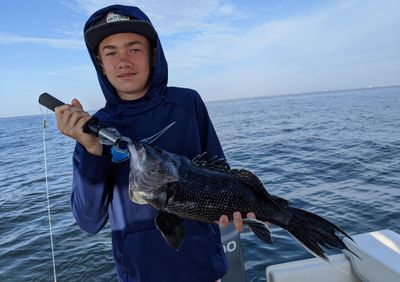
70,143,112,234
194,92,225,159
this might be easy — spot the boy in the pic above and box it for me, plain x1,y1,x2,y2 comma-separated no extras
56,4,252,281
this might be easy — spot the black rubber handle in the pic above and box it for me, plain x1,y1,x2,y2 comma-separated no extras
38,92,65,112
83,117,102,135
38,92,101,137
37,93,121,144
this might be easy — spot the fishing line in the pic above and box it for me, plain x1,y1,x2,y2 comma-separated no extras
40,105,57,282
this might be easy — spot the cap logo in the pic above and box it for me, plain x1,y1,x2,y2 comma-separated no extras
106,12,130,23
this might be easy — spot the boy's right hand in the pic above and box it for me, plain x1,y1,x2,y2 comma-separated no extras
55,99,102,156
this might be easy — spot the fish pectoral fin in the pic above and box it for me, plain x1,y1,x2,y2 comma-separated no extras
155,211,185,250
163,182,178,208
243,218,273,244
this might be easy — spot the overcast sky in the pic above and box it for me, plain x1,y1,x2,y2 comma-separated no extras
0,0,399,117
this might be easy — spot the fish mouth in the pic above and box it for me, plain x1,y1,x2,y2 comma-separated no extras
129,189,147,205
133,140,143,151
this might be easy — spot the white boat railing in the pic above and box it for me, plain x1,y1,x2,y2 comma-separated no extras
266,229,400,282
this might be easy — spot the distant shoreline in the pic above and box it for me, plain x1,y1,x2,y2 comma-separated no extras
1,85,399,119
207,84,400,104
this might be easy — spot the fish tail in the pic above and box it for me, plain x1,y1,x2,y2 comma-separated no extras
284,207,356,260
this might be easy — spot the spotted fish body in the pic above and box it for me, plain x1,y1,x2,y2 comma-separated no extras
128,141,354,260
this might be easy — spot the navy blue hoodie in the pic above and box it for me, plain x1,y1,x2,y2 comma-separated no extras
72,4,228,281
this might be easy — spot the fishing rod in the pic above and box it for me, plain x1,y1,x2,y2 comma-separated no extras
38,93,121,145
38,92,130,280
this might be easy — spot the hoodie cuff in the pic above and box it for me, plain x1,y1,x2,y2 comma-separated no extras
78,146,110,182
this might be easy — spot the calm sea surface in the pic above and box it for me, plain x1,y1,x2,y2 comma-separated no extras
0,87,399,281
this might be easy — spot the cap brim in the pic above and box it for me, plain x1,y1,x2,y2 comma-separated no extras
85,20,156,51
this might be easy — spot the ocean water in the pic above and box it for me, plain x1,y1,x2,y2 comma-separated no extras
0,86,399,281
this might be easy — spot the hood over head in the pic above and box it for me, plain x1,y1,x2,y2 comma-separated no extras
83,5,168,115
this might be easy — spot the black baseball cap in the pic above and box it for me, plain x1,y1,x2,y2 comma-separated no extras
84,11,157,51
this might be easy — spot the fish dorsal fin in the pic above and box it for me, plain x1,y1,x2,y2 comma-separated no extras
231,169,271,197
231,169,289,207
191,152,231,172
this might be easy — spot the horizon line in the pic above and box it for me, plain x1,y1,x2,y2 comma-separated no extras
1,84,399,119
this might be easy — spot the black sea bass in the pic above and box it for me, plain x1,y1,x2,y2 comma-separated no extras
128,140,354,260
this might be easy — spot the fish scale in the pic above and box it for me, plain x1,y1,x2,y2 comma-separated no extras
161,167,255,222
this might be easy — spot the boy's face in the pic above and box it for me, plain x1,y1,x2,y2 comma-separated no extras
97,32,153,100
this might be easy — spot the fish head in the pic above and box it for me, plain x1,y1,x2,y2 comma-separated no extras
128,141,179,203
